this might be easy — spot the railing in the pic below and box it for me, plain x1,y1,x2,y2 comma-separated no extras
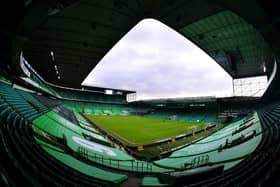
77,146,153,173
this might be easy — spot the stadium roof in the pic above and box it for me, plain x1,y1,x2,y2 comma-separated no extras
2,0,280,88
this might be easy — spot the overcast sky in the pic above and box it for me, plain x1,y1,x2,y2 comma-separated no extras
82,19,233,100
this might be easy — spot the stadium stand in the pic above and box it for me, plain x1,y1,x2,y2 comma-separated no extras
32,111,172,173
51,86,127,104
1,75,280,186
2,79,261,175
1,78,272,186
145,109,216,123
0,83,129,186
20,76,59,97
0,82,49,121
180,109,279,187
1,0,280,186
64,101,131,115
153,113,261,170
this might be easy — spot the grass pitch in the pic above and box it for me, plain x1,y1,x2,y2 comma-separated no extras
84,115,207,146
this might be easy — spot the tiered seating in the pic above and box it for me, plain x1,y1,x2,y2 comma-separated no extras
22,75,128,104
52,87,127,104
64,101,130,115
64,101,84,112
179,104,279,187
0,112,120,186
21,76,59,97
74,112,98,131
53,105,80,125
0,82,49,121
32,111,171,173
0,83,128,186
16,89,48,111
34,94,62,109
153,113,262,171
2,80,280,186
145,109,216,123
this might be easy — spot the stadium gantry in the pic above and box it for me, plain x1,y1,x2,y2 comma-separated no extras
0,0,280,187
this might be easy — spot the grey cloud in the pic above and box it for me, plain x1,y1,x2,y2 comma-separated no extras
82,19,233,100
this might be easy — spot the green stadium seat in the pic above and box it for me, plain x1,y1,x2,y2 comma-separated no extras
141,176,170,187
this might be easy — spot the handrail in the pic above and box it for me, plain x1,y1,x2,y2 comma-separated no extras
77,146,153,173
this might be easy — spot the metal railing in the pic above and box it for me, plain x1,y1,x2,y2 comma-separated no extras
77,146,153,173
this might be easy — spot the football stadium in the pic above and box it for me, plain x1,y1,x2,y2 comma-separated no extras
0,1,280,187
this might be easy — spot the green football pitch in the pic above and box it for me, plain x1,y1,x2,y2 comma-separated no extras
84,115,207,146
